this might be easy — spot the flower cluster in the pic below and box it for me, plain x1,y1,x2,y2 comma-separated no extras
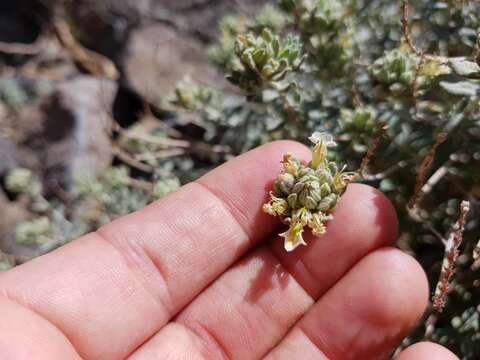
207,4,287,69
280,0,353,78
372,47,449,97
340,107,377,152
171,78,222,111
263,132,356,251
228,28,303,94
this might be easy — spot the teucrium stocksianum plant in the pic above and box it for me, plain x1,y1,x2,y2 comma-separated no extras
228,28,303,96
263,132,356,251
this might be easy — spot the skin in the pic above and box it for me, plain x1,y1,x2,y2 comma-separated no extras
0,141,459,360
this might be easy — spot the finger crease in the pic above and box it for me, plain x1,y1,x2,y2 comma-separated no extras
194,181,251,243
297,324,337,360
94,229,174,321
179,320,231,360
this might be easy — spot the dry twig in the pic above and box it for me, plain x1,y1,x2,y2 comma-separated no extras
134,148,186,161
0,40,42,55
408,132,448,208
113,146,156,173
351,82,364,108
53,18,119,80
401,1,422,56
359,123,388,177
432,200,471,312
112,123,191,148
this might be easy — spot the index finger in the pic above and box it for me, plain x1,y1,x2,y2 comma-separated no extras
0,141,310,360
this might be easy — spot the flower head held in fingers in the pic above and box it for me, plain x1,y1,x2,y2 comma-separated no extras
263,132,357,251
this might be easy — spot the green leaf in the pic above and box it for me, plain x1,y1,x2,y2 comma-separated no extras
252,48,267,68
440,80,480,96
449,57,480,78
272,37,280,56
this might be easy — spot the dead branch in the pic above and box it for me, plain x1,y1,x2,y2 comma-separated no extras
112,123,191,148
351,82,364,108
0,40,42,55
53,18,119,80
401,1,422,56
134,148,186,161
113,146,156,173
359,123,388,177
432,200,471,312
408,132,448,208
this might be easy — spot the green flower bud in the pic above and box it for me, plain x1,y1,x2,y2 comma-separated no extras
319,182,331,197
316,168,333,185
317,193,338,211
274,173,295,195
287,193,298,209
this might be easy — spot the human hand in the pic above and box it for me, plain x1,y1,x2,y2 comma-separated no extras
0,141,458,360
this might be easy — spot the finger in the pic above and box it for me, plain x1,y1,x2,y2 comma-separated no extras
265,248,428,360
396,342,459,360
0,141,309,360
0,297,80,359
129,184,398,359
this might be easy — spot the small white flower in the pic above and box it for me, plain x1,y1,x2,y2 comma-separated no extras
279,222,307,251
308,132,337,147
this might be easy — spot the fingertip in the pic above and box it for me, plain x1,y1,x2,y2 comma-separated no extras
359,248,429,329
295,247,430,360
396,342,459,360
338,183,399,245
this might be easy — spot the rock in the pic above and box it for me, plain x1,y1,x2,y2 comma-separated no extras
46,76,117,187
15,76,117,192
64,0,270,103
159,0,271,41
64,0,158,60
121,24,222,104
65,0,270,57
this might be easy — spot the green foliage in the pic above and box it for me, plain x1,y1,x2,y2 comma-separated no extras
173,1,480,357
339,107,377,152
284,0,354,78
228,29,303,95
4,166,179,253
15,217,52,246
207,4,287,69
